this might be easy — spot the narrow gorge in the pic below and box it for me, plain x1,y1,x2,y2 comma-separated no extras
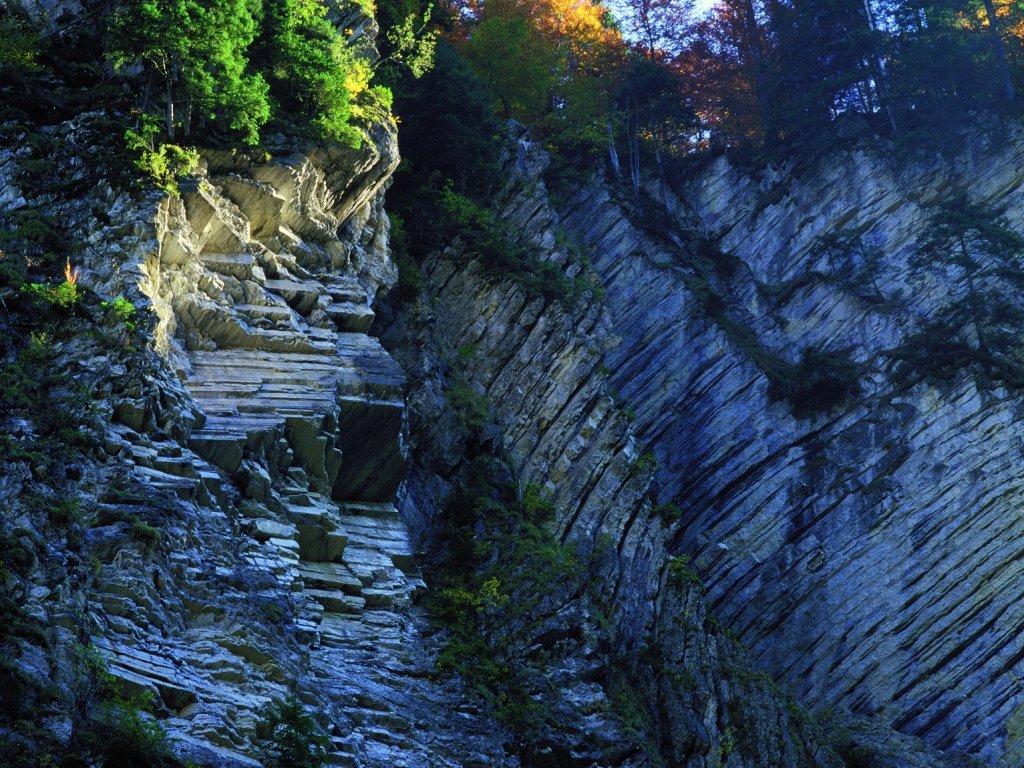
4,1,1024,766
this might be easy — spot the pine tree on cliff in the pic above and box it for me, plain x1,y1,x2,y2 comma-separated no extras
912,194,1024,372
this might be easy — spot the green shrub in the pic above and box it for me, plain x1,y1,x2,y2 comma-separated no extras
429,457,581,741
0,14,41,75
64,646,185,768
124,116,200,196
447,378,489,435
130,520,162,549
101,296,138,330
21,258,82,309
629,452,658,477
652,502,682,523
50,497,83,527
767,347,860,419
667,555,703,591
259,695,330,768
389,213,425,301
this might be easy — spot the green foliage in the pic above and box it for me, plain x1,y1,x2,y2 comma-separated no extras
65,646,185,768
0,209,63,287
101,296,139,330
85,692,179,767
258,0,365,146
652,501,682,523
0,12,41,75
259,695,330,768
629,452,658,477
447,379,490,435
21,258,82,310
767,347,861,419
666,555,703,591
107,0,270,143
890,319,1024,391
429,457,582,741
808,227,888,303
381,5,438,78
124,116,201,196
462,14,559,122
605,665,656,742
50,497,84,527
432,182,598,305
390,42,502,199
389,213,425,301
130,520,163,549
890,194,1024,390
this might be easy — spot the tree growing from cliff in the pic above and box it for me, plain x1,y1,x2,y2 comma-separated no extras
259,695,330,768
254,0,368,146
107,0,270,143
911,194,1024,378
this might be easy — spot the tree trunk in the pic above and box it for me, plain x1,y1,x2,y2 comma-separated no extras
166,78,175,138
981,0,1015,103
860,0,898,134
608,120,621,178
961,237,989,355
739,0,774,137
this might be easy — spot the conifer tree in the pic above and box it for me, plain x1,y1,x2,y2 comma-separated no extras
913,194,1024,366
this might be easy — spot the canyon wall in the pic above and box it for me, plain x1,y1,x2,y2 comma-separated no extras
389,126,1024,766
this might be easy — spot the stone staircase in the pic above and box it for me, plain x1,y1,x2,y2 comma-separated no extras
92,159,514,767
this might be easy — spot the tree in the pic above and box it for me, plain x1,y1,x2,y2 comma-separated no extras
608,0,694,59
980,0,1015,102
912,194,1024,369
454,0,625,147
393,41,501,196
810,227,887,302
255,0,367,146
770,0,880,138
107,0,270,143
260,695,330,768
461,9,560,121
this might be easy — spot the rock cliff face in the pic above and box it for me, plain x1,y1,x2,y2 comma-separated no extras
9,52,1024,767
1,109,519,766
385,127,1024,767
385,134,848,768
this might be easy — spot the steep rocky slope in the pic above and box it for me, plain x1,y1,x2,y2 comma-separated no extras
0,106,523,766
383,127,1024,767
7,25,1024,766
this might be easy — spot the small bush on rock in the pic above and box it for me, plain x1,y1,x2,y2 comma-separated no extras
767,347,860,419
259,695,330,768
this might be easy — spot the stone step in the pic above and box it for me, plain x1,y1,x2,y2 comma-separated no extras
200,252,255,280
188,434,246,474
196,467,228,508
338,502,400,518
298,561,364,594
248,518,298,542
132,466,198,500
306,589,365,614
152,455,199,478
360,585,409,608
342,547,397,582
326,301,375,333
234,303,295,323
325,278,367,304
263,278,323,313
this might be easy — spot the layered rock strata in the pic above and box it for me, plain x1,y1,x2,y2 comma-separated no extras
0,107,517,766
560,137,1024,765
401,128,1024,765
385,132,850,768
